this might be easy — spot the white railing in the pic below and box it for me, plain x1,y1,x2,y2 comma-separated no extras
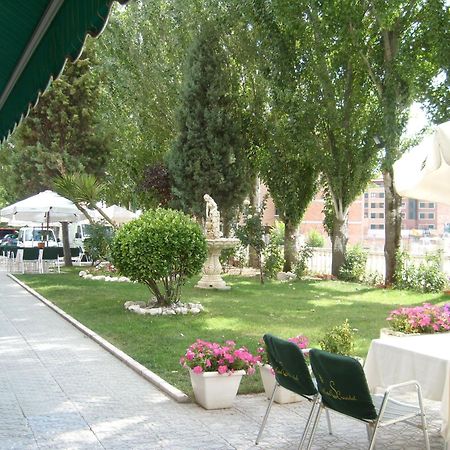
308,248,450,277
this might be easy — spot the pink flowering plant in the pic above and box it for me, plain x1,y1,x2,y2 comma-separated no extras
387,303,450,334
180,339,259,375
257,334,309,365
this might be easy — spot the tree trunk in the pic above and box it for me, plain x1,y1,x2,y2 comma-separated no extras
383,169,402,286
61,222,72,267
283,219,297,272
331,215,348,277
248,178,261,268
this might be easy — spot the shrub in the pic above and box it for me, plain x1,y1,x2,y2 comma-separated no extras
294,244,313,278
394,250,447,293
306,229,325,248
339,244,367,282
83,224,115,264
387,303,450,334
263,233,283,279
319,319,355,356
111,208,207,306
219,245,247,273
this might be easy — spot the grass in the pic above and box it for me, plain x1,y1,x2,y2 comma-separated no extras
16,269,448,397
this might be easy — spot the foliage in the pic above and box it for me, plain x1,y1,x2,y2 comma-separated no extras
319,319,355,356
180,339,258,375
394,250,447,294
363,271,385,287
0,49,110,201
167,21,253,226
294,244,313,279
83,224,115,264
306,229,325,248
262,238,283,279
139,163,172,207
387,303,450,334
219,245,247,273
270,221,285,246
257,334,309,366
111,208,207,306
53,173,115,227
339,245,368,283
234,201,268,283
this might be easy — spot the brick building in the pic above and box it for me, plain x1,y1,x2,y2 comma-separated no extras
259,176,450,247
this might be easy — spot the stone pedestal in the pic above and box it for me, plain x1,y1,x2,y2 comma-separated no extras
196,238,239,290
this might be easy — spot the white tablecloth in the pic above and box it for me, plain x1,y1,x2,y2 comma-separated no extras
365,333,450,441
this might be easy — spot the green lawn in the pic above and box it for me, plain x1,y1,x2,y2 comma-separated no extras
16,269,447,397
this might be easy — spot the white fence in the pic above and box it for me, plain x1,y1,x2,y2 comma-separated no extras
308,248,450,277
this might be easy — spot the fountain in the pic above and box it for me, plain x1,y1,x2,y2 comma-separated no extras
196,194,239,290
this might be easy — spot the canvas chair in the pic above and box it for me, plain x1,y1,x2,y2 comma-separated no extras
307,349,430,450
256,334,332,448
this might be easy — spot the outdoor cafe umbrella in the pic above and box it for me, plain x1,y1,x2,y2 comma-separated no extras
102,204,136,226
0,190,82,224
393,121,450,205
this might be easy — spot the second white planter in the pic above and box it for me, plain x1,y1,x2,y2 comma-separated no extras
189,369,245,409
259,364,301,404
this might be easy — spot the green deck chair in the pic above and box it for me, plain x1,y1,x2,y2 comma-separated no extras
307,349,430,450
256,334,331,448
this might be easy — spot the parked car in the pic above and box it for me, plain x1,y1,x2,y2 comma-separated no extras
0,233,18,246
0,227,18,241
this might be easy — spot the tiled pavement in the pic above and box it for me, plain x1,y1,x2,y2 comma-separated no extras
0,270,445,449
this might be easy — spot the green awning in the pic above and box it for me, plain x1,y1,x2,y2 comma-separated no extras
0,0,128,143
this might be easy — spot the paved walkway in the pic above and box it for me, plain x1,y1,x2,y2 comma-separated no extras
0,270,445,449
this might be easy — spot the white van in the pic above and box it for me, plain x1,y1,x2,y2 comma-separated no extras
17,227,59,247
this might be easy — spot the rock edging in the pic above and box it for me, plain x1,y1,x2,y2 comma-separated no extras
124,301,204,316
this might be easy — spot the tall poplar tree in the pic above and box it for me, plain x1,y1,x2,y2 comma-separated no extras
167,22,253,231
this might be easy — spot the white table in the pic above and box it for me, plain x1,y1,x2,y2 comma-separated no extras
365,333,450,444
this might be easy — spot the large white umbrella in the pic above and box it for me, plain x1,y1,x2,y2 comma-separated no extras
0,190,82,224
102,204,136,225
394,121,450,204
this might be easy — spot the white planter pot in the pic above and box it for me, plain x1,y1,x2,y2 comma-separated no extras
259,364,301,404
189,369,245,409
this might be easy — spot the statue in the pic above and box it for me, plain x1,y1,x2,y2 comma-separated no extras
204,194,222,239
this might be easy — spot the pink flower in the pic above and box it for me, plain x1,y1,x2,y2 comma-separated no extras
193,366,203,374
218,365,228,374
205,359,211,368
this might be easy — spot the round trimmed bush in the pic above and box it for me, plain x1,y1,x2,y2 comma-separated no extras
111,208,207,306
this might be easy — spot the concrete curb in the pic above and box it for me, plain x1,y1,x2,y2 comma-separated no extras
8,273,190,404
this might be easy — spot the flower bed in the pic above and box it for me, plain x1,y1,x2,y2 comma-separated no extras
387,303,450,334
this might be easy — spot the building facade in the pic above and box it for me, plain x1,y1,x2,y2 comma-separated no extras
260,176,450,248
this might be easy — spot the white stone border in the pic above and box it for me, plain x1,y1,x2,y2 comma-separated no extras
7,273,190,403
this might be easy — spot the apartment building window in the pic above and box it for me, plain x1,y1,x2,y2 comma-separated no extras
419,202,426,208
364,202,368,208
429,202,435,208
370,212,376,218
378,224,384,229
364,212,368,218
378,202,384,208
428,213,435,219
370,224,377,229
371,202,376,208
419,213,425,219
408,199,417,219
370,192,377,198
364,193,368,198
429,224,435,229
379,192,385,198
379,213,384,219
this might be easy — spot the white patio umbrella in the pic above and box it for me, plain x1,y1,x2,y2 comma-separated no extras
102,204,136,225
394,121,450,204
0,190,82,224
